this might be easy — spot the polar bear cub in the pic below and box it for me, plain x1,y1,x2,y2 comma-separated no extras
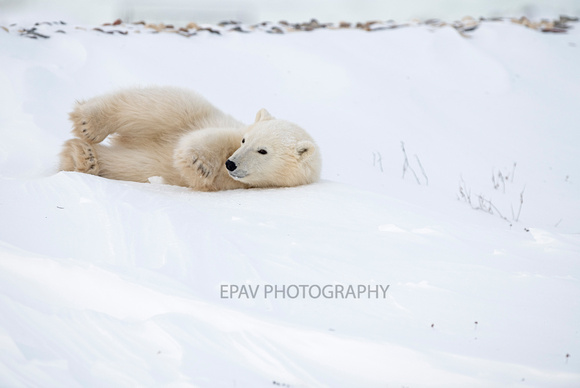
59,86,321,191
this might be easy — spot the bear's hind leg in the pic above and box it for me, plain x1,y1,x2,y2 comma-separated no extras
60,138,100,175
69,100,114,144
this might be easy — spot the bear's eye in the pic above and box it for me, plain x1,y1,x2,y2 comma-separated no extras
258,149,268,155
241,138,245,144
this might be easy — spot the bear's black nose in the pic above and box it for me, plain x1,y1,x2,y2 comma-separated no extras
225,160,237,172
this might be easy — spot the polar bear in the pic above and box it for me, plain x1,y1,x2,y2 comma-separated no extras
59,86,321,191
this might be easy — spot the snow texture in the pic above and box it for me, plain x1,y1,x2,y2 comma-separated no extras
0,19,579,387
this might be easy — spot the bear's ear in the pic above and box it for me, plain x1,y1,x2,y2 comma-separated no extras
255,108,275,123
296,140,315,160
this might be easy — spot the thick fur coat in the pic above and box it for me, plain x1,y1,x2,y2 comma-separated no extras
60,87,321,191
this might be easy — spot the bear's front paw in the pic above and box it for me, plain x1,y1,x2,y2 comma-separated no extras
174,146,224,191
191,154,218,179
69,102,110,144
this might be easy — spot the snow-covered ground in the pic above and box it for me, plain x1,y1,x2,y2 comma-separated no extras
1,18,579,387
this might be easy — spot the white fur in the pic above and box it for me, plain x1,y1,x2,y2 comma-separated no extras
59,86,321,191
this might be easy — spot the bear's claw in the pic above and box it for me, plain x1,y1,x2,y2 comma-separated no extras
193,157,213,178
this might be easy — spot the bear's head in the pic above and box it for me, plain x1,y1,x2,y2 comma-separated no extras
225,109,321,188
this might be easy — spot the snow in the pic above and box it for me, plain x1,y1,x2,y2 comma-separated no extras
1,19,580,387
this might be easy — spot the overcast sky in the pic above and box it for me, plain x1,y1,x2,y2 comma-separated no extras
1,0,579,26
